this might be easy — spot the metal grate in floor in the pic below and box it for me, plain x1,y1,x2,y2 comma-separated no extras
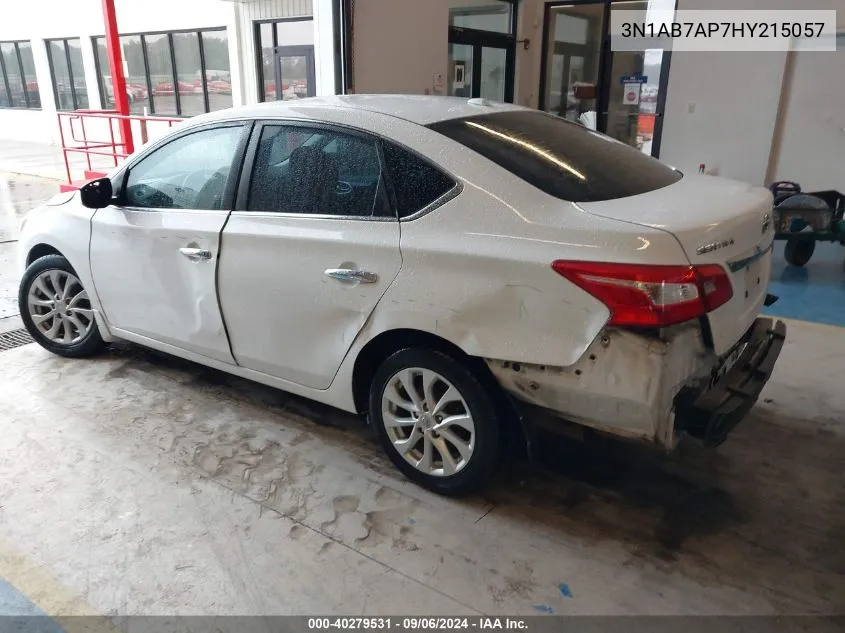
0,328,34,351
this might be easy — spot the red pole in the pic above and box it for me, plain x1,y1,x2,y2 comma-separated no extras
102,0,133,154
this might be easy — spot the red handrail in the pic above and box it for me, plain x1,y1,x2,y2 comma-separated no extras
57,109,182,184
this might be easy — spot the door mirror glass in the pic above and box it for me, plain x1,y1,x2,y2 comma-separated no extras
79,177,113,209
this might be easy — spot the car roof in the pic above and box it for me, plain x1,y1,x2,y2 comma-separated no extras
199,94,528,126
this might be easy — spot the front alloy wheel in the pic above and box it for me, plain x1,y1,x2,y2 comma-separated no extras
370,348,503,495
27,269,94,345
19,254,105,357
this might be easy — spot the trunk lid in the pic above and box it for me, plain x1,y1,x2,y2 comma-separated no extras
578,175,775,354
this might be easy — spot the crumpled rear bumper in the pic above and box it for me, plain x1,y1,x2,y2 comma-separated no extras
674,317,787,446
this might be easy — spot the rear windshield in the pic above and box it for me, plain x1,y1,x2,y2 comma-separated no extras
428,110,682,203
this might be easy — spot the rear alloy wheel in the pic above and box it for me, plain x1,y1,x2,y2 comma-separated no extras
784,237,815,267
19,254,105,358
370,348,502,495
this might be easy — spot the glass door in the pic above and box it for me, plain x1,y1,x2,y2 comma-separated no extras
541,2,604,124
447,34,513,102
273,45,316,101
540,0,675,157
447,1,516,102
479,46,507,101
600,1,670,155
448,43,474,98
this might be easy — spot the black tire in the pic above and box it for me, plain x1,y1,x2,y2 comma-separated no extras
18,254,106,358
369,348,503,496
784,237,815,267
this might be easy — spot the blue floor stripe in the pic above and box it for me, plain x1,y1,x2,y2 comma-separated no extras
0,577,66,632
763,241,845,327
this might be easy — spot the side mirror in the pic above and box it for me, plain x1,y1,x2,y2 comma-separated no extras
79,177,113,209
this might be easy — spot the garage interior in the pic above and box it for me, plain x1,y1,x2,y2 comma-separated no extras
1,0,845,626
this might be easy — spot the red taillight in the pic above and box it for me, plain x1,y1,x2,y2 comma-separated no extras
551,261,733,327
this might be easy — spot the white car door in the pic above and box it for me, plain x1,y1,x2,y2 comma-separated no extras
217,121,402,389
90,122,250,363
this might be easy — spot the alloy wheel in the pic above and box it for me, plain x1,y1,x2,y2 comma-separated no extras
27,269,94,345
381,367,476,477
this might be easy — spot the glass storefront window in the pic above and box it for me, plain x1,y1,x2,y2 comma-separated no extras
68,40,88,109
48,41,73,110
17,42,40,108
172,32,203,116
199,30,232,110
256,19,315,102
449,1,513,34
93,28,231,116
47,38,89,111
1,42,31,108
121,34,151,114
145,34,177,115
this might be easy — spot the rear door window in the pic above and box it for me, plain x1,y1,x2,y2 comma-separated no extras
381,142,456,218
428,110,682,203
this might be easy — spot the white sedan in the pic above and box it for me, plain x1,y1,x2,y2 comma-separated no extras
18,95,786,495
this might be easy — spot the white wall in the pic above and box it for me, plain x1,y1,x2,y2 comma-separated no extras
352,0,449,95
769,34,845,192
658,0,845,185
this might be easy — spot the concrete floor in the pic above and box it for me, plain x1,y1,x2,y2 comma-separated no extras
0,173,843,617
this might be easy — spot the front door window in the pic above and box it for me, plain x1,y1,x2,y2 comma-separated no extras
123,125,244,210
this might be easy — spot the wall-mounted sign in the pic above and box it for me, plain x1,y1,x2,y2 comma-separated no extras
622,84,641,105
620,75,647,106
619,74,648,84
453,61,466,89
433,73,445,94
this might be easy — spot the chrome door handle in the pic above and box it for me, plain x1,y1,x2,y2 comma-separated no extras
325,268,378,284
179,247,212,261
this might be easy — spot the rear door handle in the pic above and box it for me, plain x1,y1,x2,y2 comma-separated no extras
325,268,378,284
179,247,212,261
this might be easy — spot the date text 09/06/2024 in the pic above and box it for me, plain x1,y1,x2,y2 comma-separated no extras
307,617,529,631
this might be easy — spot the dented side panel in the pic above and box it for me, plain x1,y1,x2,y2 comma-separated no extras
90,206,235,363
372,172,692,370
218,213,402,390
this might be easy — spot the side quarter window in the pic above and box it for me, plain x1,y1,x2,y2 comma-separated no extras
123,125,244,210
381,142,456,218
247,124,392,218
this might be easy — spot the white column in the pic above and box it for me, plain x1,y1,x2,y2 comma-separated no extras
80,35,103,110
31,38,60,145
227,1,246,107
312,0,336,96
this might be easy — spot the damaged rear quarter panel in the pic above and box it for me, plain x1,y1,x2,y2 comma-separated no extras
487,325,716,446
371,166,692,371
